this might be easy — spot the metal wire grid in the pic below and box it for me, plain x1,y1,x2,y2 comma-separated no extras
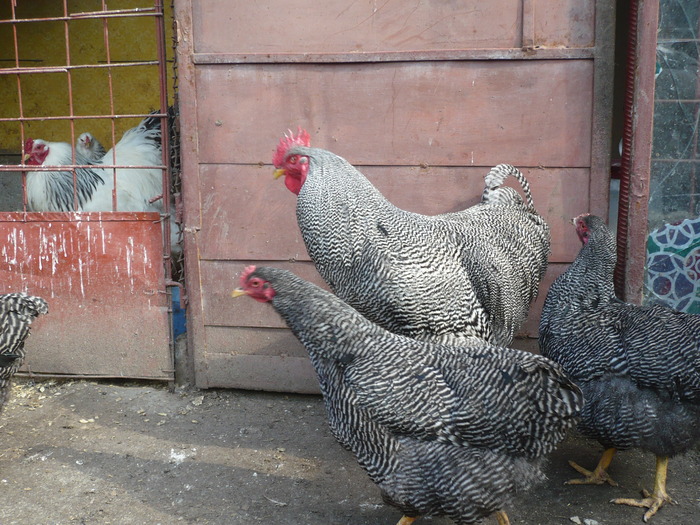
0,0,175,271
0,1,171,210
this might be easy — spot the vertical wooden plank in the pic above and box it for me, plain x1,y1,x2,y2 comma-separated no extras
173,0,205,386
589,0,617,220
521,0,536,49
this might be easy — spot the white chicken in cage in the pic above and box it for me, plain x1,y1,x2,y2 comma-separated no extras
75,132,107,163
23,112,164,213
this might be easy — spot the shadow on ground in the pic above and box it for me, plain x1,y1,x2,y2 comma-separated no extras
1,380,698,525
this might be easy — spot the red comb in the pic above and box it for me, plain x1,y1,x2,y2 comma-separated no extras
272,127,311,167
23,138,34,153
239,265,257,286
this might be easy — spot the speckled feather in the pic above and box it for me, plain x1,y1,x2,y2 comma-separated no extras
0,293,48,412
285,145,550,347
241,267,582,524
539,215,700,457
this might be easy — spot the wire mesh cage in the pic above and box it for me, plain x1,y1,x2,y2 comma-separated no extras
0,1,181,380
0,0,179,270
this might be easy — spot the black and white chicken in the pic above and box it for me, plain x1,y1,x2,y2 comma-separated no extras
235,266,582,525
539,214,700,522
0,293,48,413
23,113,164,213
272,129,550,348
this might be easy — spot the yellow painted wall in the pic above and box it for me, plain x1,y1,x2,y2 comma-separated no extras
0,1,174,155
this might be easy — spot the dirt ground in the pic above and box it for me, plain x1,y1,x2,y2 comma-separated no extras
0,379,698,525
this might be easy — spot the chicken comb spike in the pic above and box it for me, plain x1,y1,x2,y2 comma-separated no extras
240,265,258,286
23,138,34,153
572,212,591,224
272,127,311,167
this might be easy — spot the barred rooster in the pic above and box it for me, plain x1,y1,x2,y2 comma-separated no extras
76,132,107,162
272,129,550,347
234,266,582,525
0,293,48,412
23,113,164,212
539,214,700,522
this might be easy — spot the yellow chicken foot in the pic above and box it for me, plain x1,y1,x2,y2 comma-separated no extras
396,516,418,525
495,510,510,525
612,456,674,522
566,447,618,486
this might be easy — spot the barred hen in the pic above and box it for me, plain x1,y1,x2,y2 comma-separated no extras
234,266,582,525
272,129,550,347
539,214,700,522
0,293,49,412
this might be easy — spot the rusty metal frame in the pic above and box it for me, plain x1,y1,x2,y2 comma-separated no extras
617,0,659,303
0,0,173,270
0,0,176,380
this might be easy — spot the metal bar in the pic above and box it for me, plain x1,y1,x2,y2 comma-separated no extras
16,372,173,381
618,0,660,303
99,0,119,212
10,0,27,212
153,0,176,389
71,8,159,18
0,164,167,171
0,112,167,122
0,10,159,24
191,48,596,65
155,0,171,266
0,62,161,75
615,0,639,300
61,0,80,210
0,210,163,221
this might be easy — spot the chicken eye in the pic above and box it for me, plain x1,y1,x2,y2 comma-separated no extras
288,155,298,164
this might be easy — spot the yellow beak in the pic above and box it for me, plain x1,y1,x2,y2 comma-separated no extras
231,288,248,298
23,153,30,163
273,168,286,180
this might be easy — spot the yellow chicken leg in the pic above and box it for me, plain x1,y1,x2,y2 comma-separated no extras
566,447,618,486
612,456,674,522
495,510,510,525
396,516,418,525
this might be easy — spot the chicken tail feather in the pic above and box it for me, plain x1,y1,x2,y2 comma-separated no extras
481,164,535,210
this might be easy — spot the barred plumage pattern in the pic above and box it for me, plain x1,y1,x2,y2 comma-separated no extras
240,267,582,524
0,293,49,412
539,215,700,457
287,146,550,347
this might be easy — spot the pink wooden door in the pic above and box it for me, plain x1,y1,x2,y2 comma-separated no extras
175,0,615,391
